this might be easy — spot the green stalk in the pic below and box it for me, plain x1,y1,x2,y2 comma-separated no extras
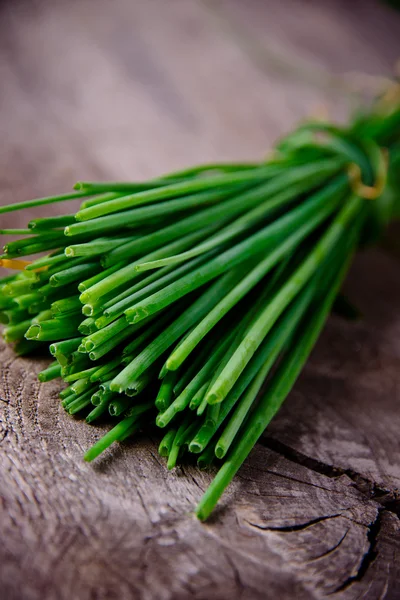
25,315,83,342
75,178,190,195
197,443,216,470
215,317,303,456
164,206,331,371
4,232,61,253
171,339,215,394
74,167,276,219
86,322,148,361
49,337,83,362
156,329,236,428
59,386,74,399
82,317,129,351
71,378,93,395
0,273,18,285
99,268,170,315
175,418,200,447
135,169,341,271
125,401,154,419
91,389,115,406
0,297,17,312
29,214,76,231
86,402,110,423
206,195,362,405
61,392,80,409
158,429,177,457
167,444,180,470
4,235,69,258
90,356,123,382
25,253,70,271
31,309,53,323
188,270,333,454
108,396,133,417
78,192,125,210
82,303,103,318
115,421,142,443
100,184,262,267
124,366,157,396
78,260,127,293
0,229,33,235
155,370,179,412
84,415,139,460
2,279,35,297
0,307,30,325
78,318,98,335
166,417,192,469
110,268,246,393
51,297,82,317
79,228,216,304
196,392,210,418
161,162,263,178
38,363,62,382
65,236,134,258
61,355,93,379
99,252,214,327
49,262,100,287
76,185,243,223
125,177,346,325
0,191,91,215
195,246,357,521
189,382,210,411
3,319,33,342
68,388,97,415
205,403,221,428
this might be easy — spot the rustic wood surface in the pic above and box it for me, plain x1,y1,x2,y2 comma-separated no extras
1,1,400,599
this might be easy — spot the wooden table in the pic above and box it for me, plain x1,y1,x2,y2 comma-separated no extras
1,1,400,598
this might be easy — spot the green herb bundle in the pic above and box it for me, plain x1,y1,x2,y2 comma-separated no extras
1,103,399,520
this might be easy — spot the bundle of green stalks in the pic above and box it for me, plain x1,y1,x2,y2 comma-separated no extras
1,102,399,520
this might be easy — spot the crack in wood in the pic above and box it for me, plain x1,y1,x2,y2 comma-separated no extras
245,513,343,533
260,436,400,518
331,508,383,594
309,528,349,562
0,428,8,444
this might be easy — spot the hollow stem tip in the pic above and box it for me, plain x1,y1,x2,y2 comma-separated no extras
84,415,137,461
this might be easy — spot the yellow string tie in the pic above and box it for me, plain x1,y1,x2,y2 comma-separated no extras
347,148,388,200
0,258,33,271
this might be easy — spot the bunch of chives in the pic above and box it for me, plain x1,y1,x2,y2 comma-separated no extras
1,102,400,520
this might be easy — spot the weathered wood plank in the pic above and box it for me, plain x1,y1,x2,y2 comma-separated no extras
1,0,400,599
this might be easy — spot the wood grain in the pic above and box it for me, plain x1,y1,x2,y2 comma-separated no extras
1,1,400,599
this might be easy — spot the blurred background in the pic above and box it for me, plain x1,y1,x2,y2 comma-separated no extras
1,0,400,213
